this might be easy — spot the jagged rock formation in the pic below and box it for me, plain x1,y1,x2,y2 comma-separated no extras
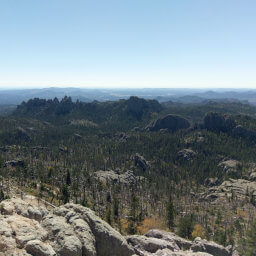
146,115,190,132
250,172,256,181
116,132,129,143
231,125,256,142
184,133,205,145
0,198,238,256
200,178,256,203
204,177,220,187
124,96,163,121
4,159,25,168
218,160,242,175
203,113,256,142
94,169,137,185
127,229,236,256
178,149,197,161
134,154,150,171
203,113,235,133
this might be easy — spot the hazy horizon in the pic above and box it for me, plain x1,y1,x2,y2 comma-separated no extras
1,86,256,91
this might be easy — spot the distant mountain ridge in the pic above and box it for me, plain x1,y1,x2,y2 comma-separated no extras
1,87,256,105
13,96,163,130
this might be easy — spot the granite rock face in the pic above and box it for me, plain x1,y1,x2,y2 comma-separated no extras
0,198,134,256
94,169,137,185
134,154,150,171
146,115,190,132
127,230,236,256
199,178,256,203
204,177,220,187
231,125,256,142
177,149,197,161
191,237,231,256
203,112,235,133
0,198,238,256
218,160,241,174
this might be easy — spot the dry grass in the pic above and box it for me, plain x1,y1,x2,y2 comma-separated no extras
138,216,166,235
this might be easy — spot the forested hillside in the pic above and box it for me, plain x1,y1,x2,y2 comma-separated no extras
0,96,255,255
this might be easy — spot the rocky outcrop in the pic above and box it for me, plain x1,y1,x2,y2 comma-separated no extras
94,169,137,185
132,127,141,132
59,147,69,153
125,96,163,121
126,229,235,256
116,132,129,143
74,133,82,139
0,197,48,219
32,146,49,151
203,113,235,133
146,115,190,132
200,178,256,203
191,237,230,256
4,159,25,168
127,235,179,255
250,172,256,181
0,198,134,256
204,177,220,187
218,160,241,175
178,149,197,161
17,127,31,141
0,198,238,256
184,133,205,145
231,125,256,142
134,154,150,171
25,240,56,256
145,229,193,250
203,113,256,142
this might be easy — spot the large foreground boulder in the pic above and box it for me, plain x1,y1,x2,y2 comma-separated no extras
146,115,190,132
0,198,134,256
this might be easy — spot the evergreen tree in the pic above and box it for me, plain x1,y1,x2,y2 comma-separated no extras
166,195,175,229
178,214,194,239
66,170,71,186
62,185,70,204
127,193,139,235
104,204,112,225
113,197,119,220
214,229,227,246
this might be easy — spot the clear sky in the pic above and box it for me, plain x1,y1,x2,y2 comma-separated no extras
0,0,255,89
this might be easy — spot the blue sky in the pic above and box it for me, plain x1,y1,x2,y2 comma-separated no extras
0,0,255,88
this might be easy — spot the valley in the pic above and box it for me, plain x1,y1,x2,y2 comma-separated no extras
0,96,256,255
